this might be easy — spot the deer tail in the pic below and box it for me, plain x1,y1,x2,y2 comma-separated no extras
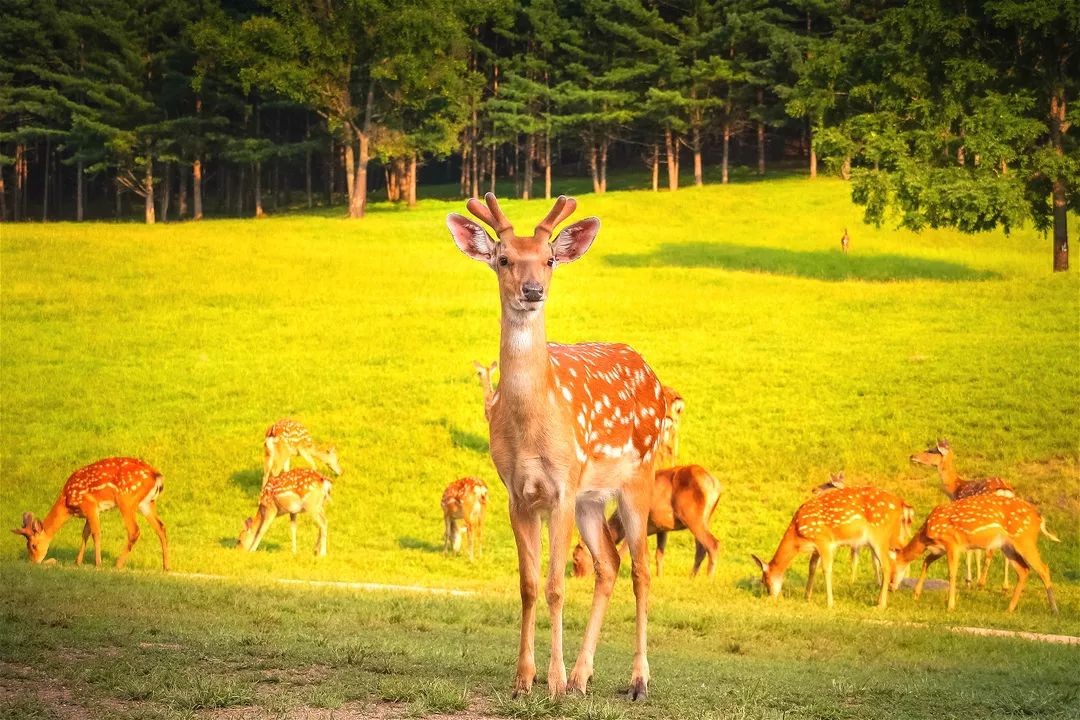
1040,518,1061,543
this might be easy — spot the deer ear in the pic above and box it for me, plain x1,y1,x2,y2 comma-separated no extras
11,527,29,538
447,214,497,263
751,554,769,574
31,519,43,534
244,517,254,529
552,217,600,264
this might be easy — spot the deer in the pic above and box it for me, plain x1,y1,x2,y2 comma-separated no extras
448,193,667,700
751,485,911,609
442,476,488,559
11,457,169,570
890,494,1059,614
238,468,332,556
572,464,722,579
262,419,341,487
910,439,1015,588
473,360,498,421
840,228,850,254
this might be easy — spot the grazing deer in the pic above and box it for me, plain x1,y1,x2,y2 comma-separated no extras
890,494,1059,613
840,228,850,254
448,193,666,700
752,485,910,608
238,468,332,556
911,439,1015,587
442,476,488,559
573,464,722,578
11,457,169,570
263,419,341,487
473,360,498,421
656,386,685,469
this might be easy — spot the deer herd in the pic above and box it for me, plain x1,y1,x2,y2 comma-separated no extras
8,194,1064,702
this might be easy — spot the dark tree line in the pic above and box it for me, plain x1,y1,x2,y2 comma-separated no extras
1,0,1075,269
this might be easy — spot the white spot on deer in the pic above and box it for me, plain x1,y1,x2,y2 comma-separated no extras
561,386,572,402
578,414,586,428
569,367,577,378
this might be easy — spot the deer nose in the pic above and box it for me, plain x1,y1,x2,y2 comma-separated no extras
522,283,544,302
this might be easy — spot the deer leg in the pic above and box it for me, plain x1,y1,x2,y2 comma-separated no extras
262,440,274,486
299,447,318,471
978,550,993,587
569,496,620,696
1002,554,1011,590
248,506,278,552
443,512,452,554
312,508,328,557
139,502,169,571
805,552,819,601
76,521,92,566
476,510,484,559
289,513,298,554
819,545,836,608
946,546,961,610
618,481,652,701
1000,545,1031,613
509,505,541,697
114,503,141,570
914,551,942,600
655,531,667,577
82,506,103,567
683,515,719,578
545,503,575,696
870,541,891,609
849,546,859,583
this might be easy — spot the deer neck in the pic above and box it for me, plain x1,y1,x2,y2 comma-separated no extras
41,498,73,542
497,307,553,410
767,523,802,578
895,532,927,566
937,456,962,497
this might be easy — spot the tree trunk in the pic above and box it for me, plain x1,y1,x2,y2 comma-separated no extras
722,125,731,184
470,119,479,199
666,128,678,192
841,156,851,180
76,158,84,221
1049,91,1069,272
0,167,6,221
178,164,188,218
407,154,417,207
193,158,203,220
115,177,122,218
236,165,245,217
588,143,600,194
42,137,51,221
344,140,356,210
347,127,367,219
599,140,608,194
757,88,766,175
489,144,497,195
13,144,24,221
254,161,265,218
809,124,817,179
144,156,155,224
160,162,171,222
651,144,659,191
543,133,552,199
693,126,703,187
523,134,534,200
327,136,335,206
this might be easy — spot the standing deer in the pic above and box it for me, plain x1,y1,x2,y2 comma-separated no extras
890,494,1059,613
752,485,910,608
442,476,488,559
448,193,666,700
473,360,498,421
11,457,169,570
572,464,722,579
840,228,850,254
238,468,332,556
911,440,1015,587
263,419,341,487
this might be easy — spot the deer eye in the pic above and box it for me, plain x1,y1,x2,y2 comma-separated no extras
547,258,555,267
498,256,509,267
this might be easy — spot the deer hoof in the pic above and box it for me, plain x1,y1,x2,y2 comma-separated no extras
567,670,589,695
511,673,534,698
627,677,648,701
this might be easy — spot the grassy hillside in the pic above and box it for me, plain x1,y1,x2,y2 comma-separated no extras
1,177,1078,718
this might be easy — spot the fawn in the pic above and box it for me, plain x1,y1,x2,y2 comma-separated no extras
911,439,1015,587
891,494,1059,613
263,419,341,487
473,360,498,421
442,476,488,560
752,485,911,608
840,228,850,254
239,468,332,556
12,457,169,570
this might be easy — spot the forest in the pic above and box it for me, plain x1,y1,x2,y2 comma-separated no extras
1,0,1076,269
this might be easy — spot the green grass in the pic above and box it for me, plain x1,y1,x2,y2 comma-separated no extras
1,176,1078,718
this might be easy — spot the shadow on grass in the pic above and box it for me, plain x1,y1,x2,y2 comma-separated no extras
398,536,444,553
604,243,999,282
440,419,489,455
230,467,264,494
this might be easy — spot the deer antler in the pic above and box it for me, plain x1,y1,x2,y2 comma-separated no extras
466,193,515,242
535,195,578,239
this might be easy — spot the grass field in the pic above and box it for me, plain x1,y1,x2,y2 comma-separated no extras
1,175,1078,719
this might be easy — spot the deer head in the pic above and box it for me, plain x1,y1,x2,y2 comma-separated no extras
237,516,257,551
447,194,600,318
11,512,49,563
910,439,950,467
751,554,783,599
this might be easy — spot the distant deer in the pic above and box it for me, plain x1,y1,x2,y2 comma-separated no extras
910,440,1015,587
449,193,665,699
12,457,169,570
238,468,332,556
840,228,850,254
573,464,722,579
752,485,911,608
891,494,1059,613
656,386,685,468
442,476,488,560
263,419,341,487
473,360,498,421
